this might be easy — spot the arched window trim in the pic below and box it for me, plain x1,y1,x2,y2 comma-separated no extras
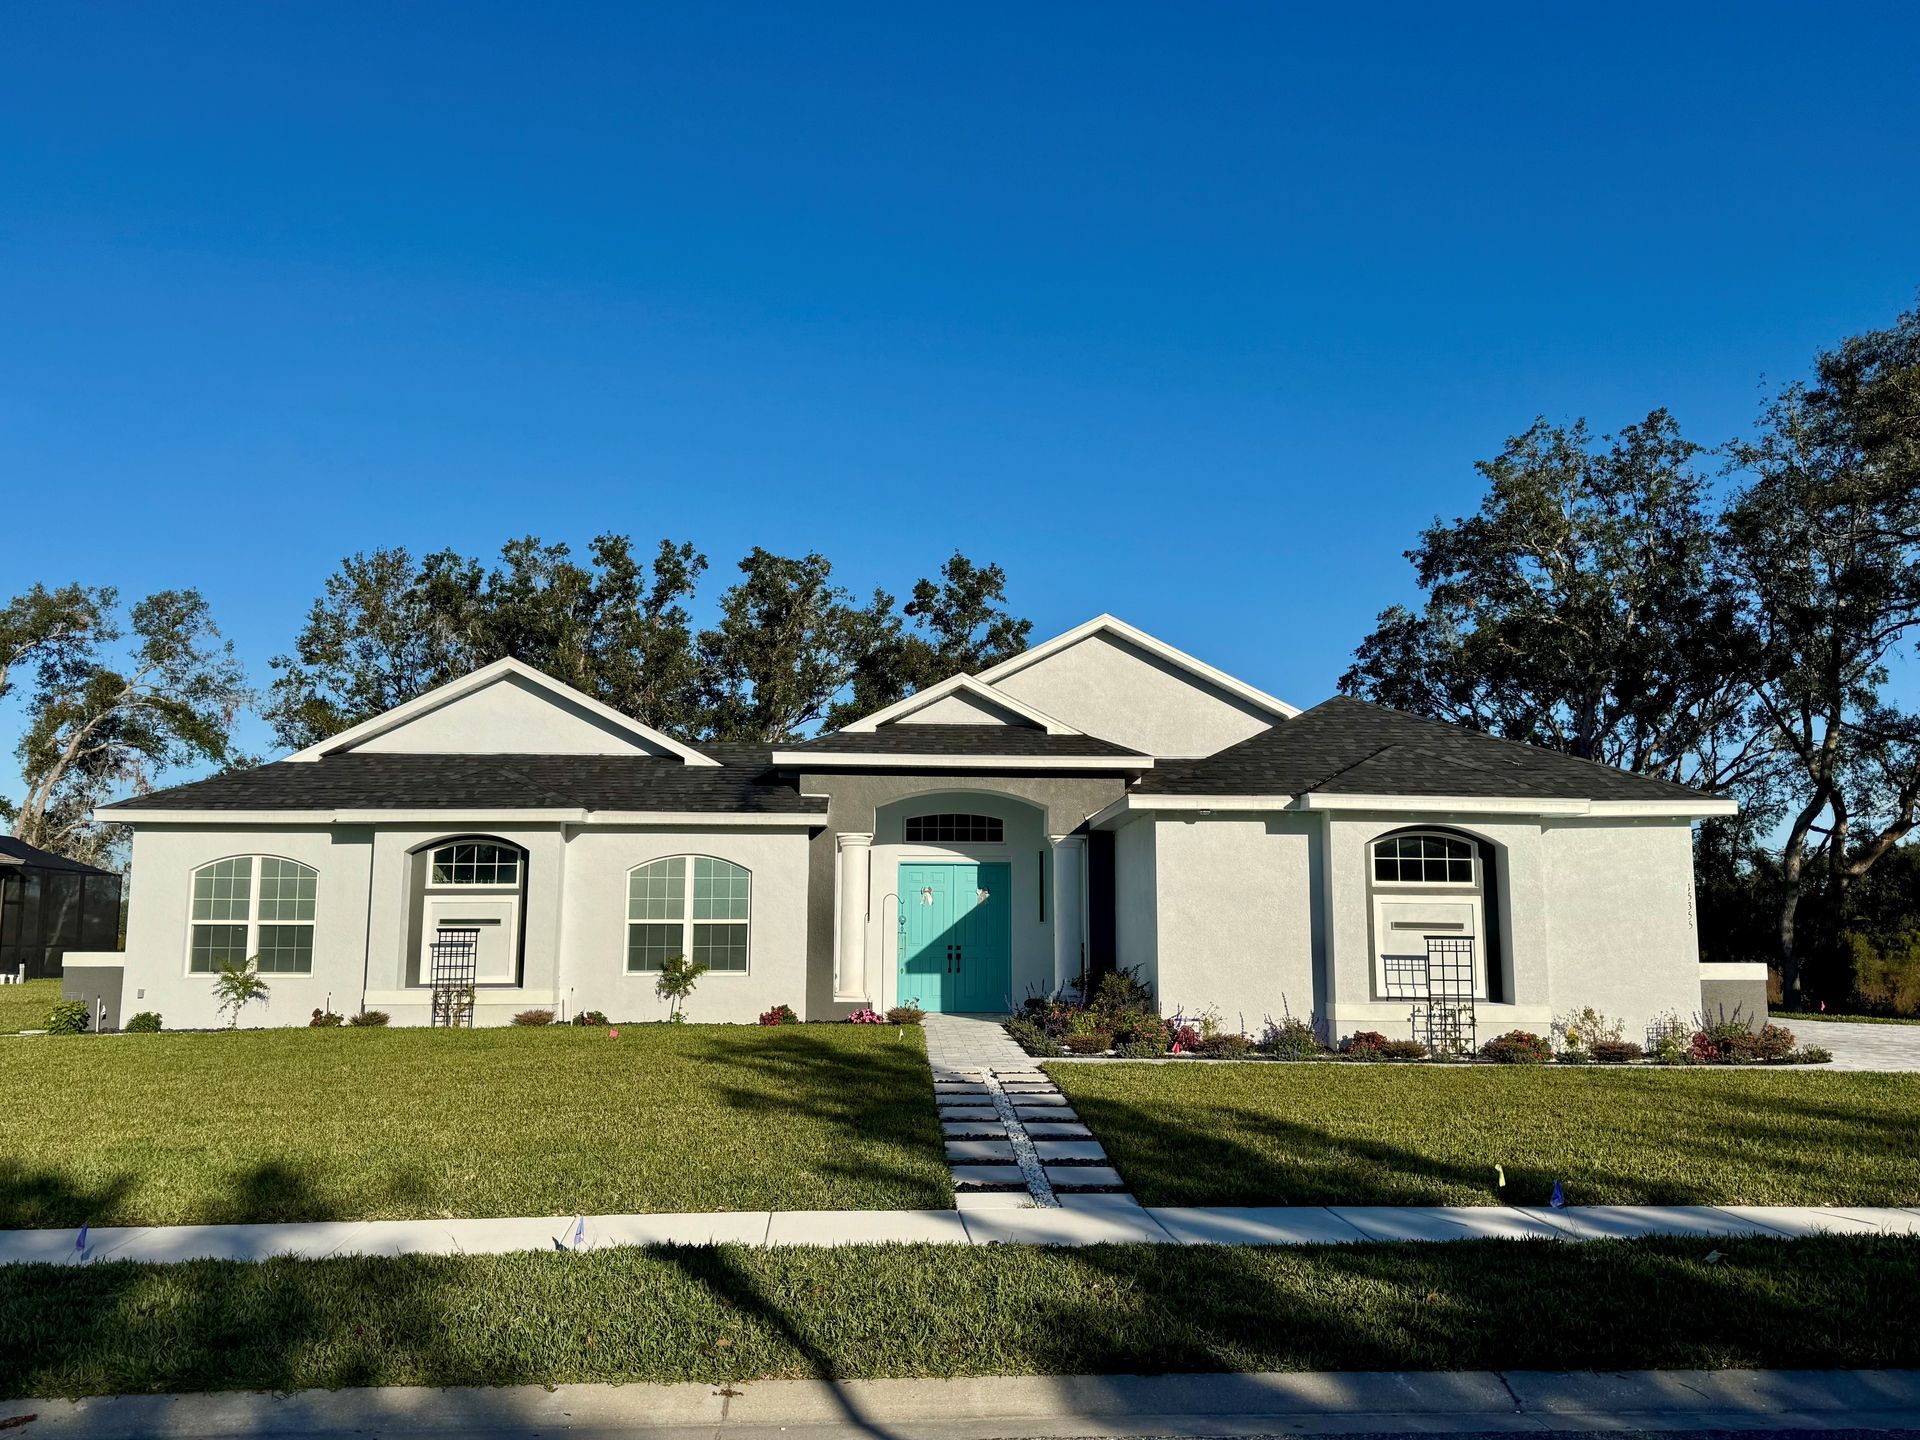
426,838,524,888
186,854,318,975
626,855,752,976
1370,829,1479,887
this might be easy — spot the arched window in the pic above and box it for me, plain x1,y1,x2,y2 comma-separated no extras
628,857,751,974
1367,829,1499,1002
904,813,1003,844
1372,831,1476,885
429,841,521,886
189,856,317,974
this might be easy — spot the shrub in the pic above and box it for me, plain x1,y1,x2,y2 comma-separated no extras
1169,1024,1201,1053
44,1000,90,1035
1480,1030,1552,1064
845,1007,883,1023
1590,1039,1643,1064
1691,1017,1798,1064
885,1003,924,1026
1193,1031,1256,1059
571,1010,610,1027
1551,1005,1625,1058
1789,1044,1833,1064
212,960,269,1028
1003,1016,1064,1056
1375,1037,1429,1060
758,1004,800,1026
1340,1030,1391,1060
512,1009,555,1026
347,1009,390,1027
1259,1014,1322,1060
1115,1014,1171,1050
122,1011,162,1033
309,1008,344,1027
654,953,708,1022
1084,968,1156,1020
1063,1030,1113,1055
1114,1032,1170,1058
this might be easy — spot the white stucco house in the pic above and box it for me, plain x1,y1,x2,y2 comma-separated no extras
68,614,1746,1035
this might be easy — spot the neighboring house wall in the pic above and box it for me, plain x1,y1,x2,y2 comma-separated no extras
987,632,1278,758
1145,813,1320,1027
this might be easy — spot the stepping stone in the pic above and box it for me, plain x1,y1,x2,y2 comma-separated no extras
945,1140,1015,1162
942,1122,1007,1139
1015,1107,1076,1124
1012,1093,1070,1107
954,1189,1037,1211
934,1087,989,1098
950,1164,1028,1189
940,1108,998,1122
1046,1166,1125,1190
1021,1121,1090,1138
1032,1139,1106,1162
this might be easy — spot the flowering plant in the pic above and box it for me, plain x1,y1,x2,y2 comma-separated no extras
845,1007,884,1024
759,1004,800,1026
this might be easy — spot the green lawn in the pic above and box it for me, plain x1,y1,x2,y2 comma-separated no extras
1051,1063,1920,1207
0,980,62,1034
1785,1011,1920,1026
0,1026,950,1227
2,1237,1916,1398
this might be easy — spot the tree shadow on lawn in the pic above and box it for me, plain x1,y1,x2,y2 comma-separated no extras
1066,1087,1920,1208
0,1155,436,1231
683,1029,951,1209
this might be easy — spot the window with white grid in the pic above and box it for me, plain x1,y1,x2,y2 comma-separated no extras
627,856,750,973
189,856,317,973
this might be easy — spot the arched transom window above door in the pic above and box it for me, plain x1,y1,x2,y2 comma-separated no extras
429,841,521,886
1371,832,1475,885
904,813,1003,844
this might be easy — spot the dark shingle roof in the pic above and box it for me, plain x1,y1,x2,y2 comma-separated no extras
1137,696,1713,804
783,725,1148,759
98,748,824,815
0,836,116,874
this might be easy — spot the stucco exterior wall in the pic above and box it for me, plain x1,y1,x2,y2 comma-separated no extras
1145,813,1320,1028
118,823,377,1030
987,633,1278,758
1539,818,1703,1032
115,819,813,1029
347,675,676,757
1112,817,1158,984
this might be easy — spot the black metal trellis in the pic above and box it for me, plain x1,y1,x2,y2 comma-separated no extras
1383,936,1479,1055
429,927,479,1028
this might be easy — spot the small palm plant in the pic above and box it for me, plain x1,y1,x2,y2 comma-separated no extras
213,958,271,1028
654,953,709,1023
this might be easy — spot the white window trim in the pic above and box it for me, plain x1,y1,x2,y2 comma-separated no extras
625,855,753,977
1369,831,1481,889
183,855,318,977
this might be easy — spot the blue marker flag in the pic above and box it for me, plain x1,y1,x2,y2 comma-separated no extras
75,1222,89,1259
572,1216,586,1250
1550,1180,1566,1208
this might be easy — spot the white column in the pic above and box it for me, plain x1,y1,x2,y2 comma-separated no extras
833,832,873,1001
1050,833,1088,997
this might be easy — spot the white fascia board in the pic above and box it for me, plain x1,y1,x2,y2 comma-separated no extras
837,673,1082,734
774,752,1152,771
1293,792,1738,819
1089,793,1299,828
98,808,823,828
285,657,719,767
973,614,1301,720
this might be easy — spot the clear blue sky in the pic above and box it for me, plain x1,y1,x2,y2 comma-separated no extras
3,3,1917,781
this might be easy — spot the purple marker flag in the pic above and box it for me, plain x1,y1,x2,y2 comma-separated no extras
572,1216,586,1251
1550,1180,1566,1209
75,1222,89,1258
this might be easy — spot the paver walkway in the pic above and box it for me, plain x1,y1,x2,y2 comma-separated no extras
922,1012,1034,1071
1788,1018,1920,1071
6,1200,1920,1266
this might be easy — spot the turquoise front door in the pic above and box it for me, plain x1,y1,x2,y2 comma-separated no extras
897,862,1011,1013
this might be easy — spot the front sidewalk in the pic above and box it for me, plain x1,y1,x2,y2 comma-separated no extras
7,1197,1920,1265
15,1367,1920,1439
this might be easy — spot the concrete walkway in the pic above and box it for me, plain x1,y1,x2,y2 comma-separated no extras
1790,1018,1920,1070
15,1367,1920,1439
8,1198,1920,1266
